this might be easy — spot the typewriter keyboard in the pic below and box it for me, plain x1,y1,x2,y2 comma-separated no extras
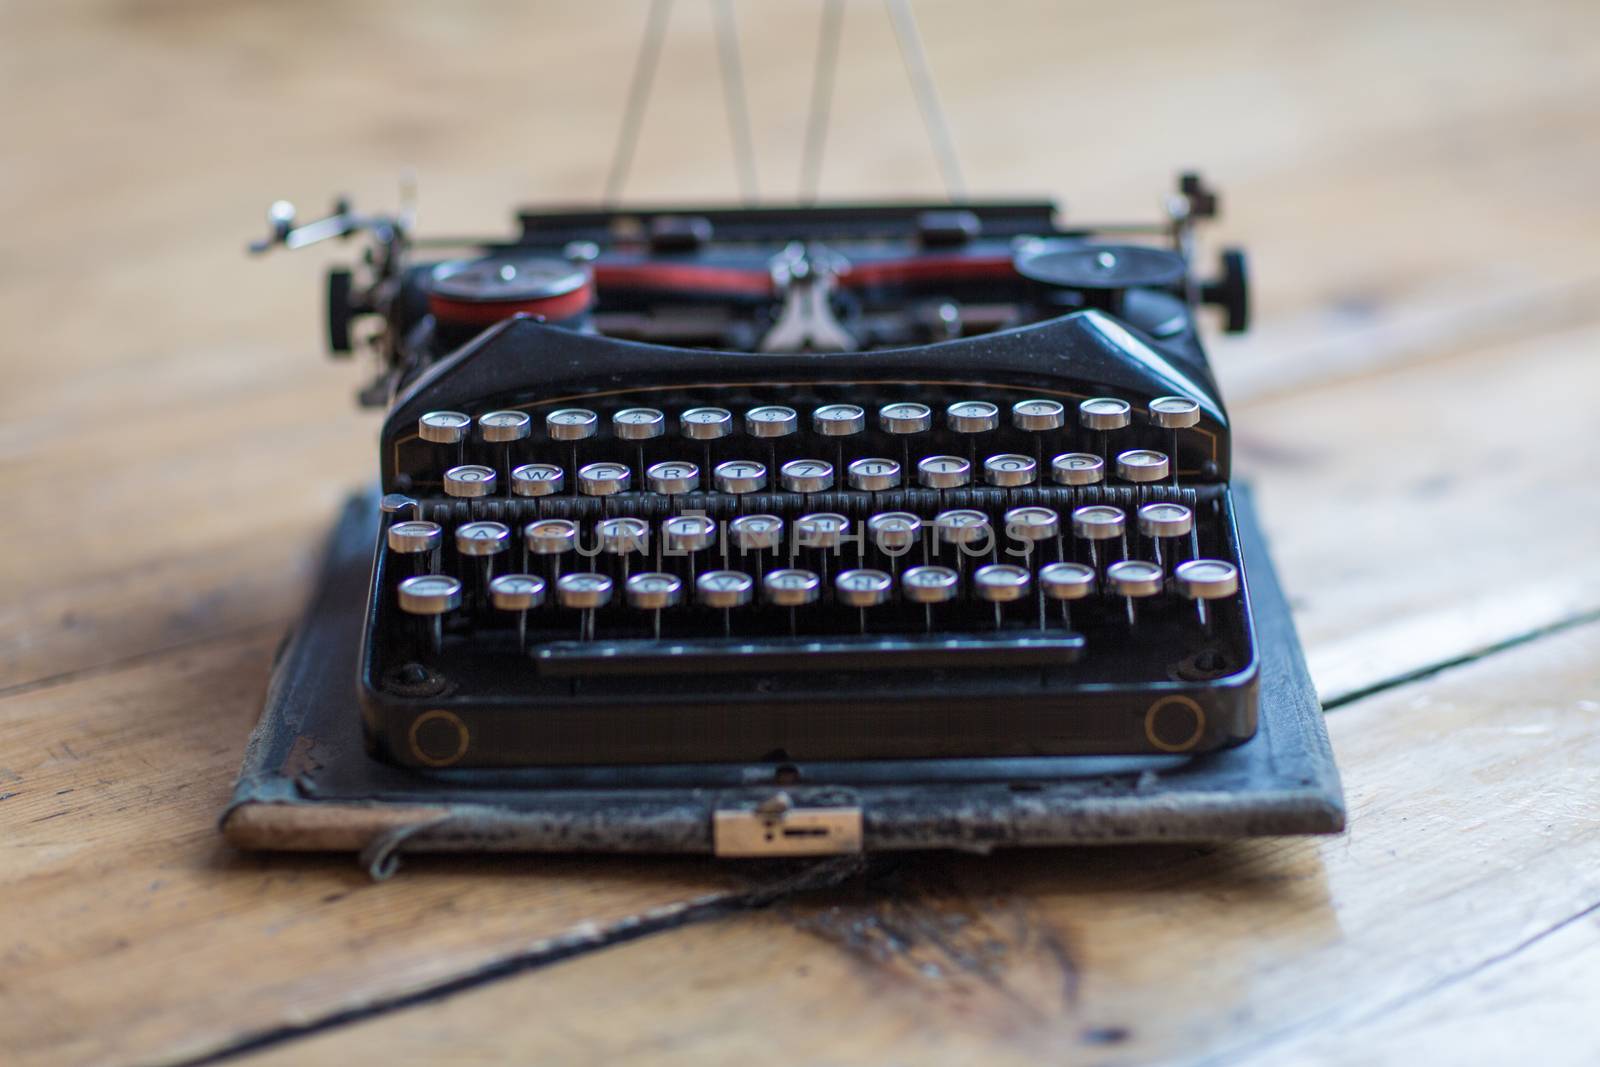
369,386,1249,743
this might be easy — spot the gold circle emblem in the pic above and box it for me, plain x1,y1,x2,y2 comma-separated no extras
408,709,470,767
1144,696,1206,753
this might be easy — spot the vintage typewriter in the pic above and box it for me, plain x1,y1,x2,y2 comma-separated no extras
232,174,1341,860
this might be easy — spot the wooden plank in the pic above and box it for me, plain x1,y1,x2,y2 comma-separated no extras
1236,319,1600,701
0,633,750,1067
230,620,1600,1067
1245,908,1600,1067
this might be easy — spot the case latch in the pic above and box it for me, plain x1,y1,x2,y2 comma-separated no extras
712,792,863,857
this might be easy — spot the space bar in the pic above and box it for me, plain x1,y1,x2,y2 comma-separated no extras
533,633,1085,676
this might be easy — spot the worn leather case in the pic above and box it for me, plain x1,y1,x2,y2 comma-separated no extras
222,483,1343,871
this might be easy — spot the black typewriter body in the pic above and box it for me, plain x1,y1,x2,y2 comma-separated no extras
296,181,1264,771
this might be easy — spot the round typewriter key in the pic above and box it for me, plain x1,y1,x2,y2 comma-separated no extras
1175,558,1239,599
663,514,718,581
1108,559,1163,598
388,519,441,576
796,512,848,550
879,402,933,434
867,512,921,558
525,518,579,555
730,514,784,554
1080,398,1131,462
763,568,821,607
1138,502,1193,539
663,514,718,553
698,569,754,636
489,573,545,611
947,400,999,434
1041,560,1096,629
387,520,442,556
974,563,1030,630
443,464,497,499
456,520,511,557
1051,452,1104,486
398,574,461,655
1107,558,1164,626
626,571,683,610
556,571,613,608
903,564,959,632
1116,449,1170,483
627,571,682,638
577,461,631,496
902,565,959,603
597,517,650,563
1072,504,1127,572
457,522,511,604
1004,506,1061,564
479,410,531,443
933,509,993,560
557,572,613,640
1079,397,1132,431
745,405,799,438
612,407,666,440
1071,504,1125,540
1041,561,1096,600
525,518,579,581
545,407,598,441
419,410,471,444
1150,396,1199,485
812,403,866,436
868,512,922,575
511,463,565,497
646,460,700,496
490,573,546,652
974,563,1031,601
780,458,834,494
1175,558,1239,631
1013,398,1067,463
983,453,1037,487
713,460,767,494
847,457,901,492
398,574,462,615
795,512,848,586
1012,398,1066,432
1138,502,1193,567
917,455,971,489
614,408,666,480
1150,395,1201,429
680,407,733,440
835,568,892,632
881,402,932,470
764,567,821,632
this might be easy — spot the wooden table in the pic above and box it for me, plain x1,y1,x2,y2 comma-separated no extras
5,2,1599,1063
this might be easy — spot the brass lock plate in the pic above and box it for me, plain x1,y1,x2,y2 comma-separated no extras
712,803,863,857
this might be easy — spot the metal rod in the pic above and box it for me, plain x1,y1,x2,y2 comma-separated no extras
711,0,759,205
884,0,966,200
798,0,845,202
603,0,674,205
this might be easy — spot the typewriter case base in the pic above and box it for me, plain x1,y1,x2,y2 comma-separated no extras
223,484,1342,865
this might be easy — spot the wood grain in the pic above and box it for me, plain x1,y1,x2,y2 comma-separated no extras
3,0,1600,1064
0,632,739,1067
235,620,1600,1067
